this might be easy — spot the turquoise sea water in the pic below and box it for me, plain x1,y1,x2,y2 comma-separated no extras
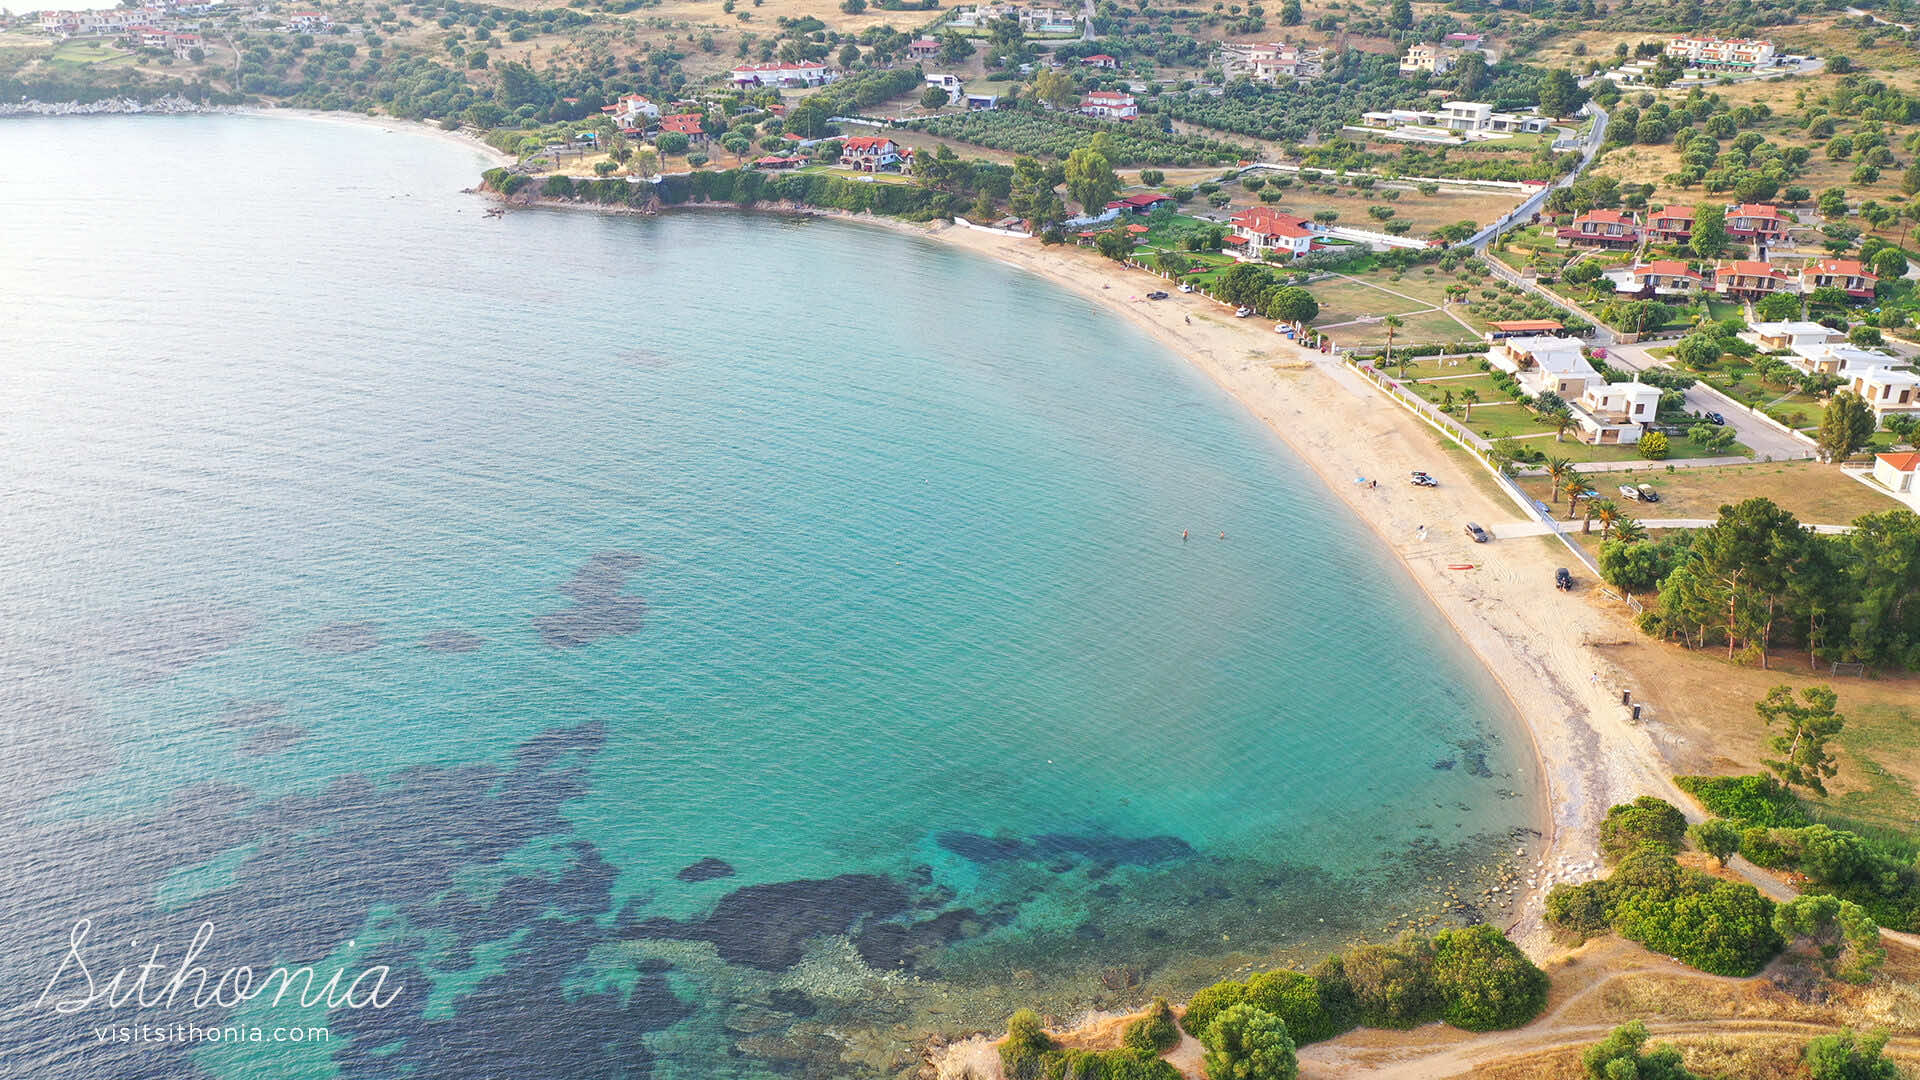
0,114,1538,1079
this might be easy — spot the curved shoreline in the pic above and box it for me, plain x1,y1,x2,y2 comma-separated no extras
20,103,1668,942
886,217,1685,948
495,193,1662,947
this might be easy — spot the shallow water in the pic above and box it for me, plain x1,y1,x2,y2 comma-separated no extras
0,114,1539,1079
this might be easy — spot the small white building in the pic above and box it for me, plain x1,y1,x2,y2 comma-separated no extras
1079,91,1137,120
1873,452,1919,495
1743,320,1840,353
1576,382,1663,443
1399,43,1455,76
1487,336,1656,442
1848,366,1920,417
1220,41,1325,81
730,61,836,87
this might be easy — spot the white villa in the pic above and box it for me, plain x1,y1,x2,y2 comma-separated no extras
1360,101,1550,136
729,61,836,87
1849,367,1920,416
1398,43,1456,76
1486,336,1662,444
1664,36,1777,70
1742,322,1920,418
949,4,1077,32
1741,320,1839,352
1219,41,1325,81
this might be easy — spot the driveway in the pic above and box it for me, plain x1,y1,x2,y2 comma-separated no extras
1603,343,1816,461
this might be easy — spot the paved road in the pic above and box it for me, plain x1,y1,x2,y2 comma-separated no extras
1604,343,1816,460
1465,100,1609,252
1492,518,1855,538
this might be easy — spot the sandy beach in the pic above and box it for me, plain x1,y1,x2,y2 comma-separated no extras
899,219,1688,955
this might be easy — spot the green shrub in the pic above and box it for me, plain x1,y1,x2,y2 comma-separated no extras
1688,819,1742,867
1181,979,1249,1040
1243,970,1351,1046
1547,849,1783,976
1581,1021,1702,1079
1429,925,1550,1032
1339,934,1441,1029
1600,796,1689,863
1122,999,1179,1054
1201,1004,1298,1080
1675,774,1809,828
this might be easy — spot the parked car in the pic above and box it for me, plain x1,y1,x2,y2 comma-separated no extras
1636,484,1660,503
1465,522,1490,543
1234,306,1252,318
1555,567,1574,591
1411,471,1438,487
1178,282,1195,293
1618,484,1640,500
1704,412,1726,425
1146,290,1169,300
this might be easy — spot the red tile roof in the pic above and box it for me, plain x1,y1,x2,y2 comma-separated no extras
1805,258,1875,280
1634,260,1701,278
1124,224,1150,233
1878,452,1920,471
1489,319,1564,331
1573,209,1637,225
1653,205,1695,219
1729,202,1781,218
1719,260,1785,277
841,136,896,152
1231,206,1314,238
1083,53,1116,62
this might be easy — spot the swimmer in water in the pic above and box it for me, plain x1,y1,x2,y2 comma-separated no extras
1182,530,1189,541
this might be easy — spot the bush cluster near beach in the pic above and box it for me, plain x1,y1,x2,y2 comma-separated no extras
1000,924,1547,1079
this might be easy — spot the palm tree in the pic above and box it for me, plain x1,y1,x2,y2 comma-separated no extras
1592,498,1622,538
1461,388,1479,420
1561,473,1588,520
1543,456,1575,506
1550,410,1580,443
1384,315,1405,376
1612,516,1647,543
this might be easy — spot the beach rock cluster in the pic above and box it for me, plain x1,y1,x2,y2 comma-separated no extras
0,97,242,117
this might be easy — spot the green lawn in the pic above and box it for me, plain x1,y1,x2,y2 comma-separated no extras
51,39,133,66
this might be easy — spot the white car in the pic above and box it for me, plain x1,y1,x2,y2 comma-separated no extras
1178,282,1195,293
1234,306,1252,318
1618,484,1640,501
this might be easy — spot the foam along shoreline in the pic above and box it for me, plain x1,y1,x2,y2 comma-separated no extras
893,218,1687,951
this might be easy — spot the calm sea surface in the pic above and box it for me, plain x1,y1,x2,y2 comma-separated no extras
0,114,1539,1079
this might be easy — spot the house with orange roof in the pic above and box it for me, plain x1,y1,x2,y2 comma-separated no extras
1555,209,1640,249
907,37,941,59
1874,452,1920,496
838,135,905,172
1079,91,1137,120
658,114,708,145
1228,206,1320,258
1712,259,1794,299
1800,258,1878,300
1647,205,1694,244
1081,53,1118,69
1725,203,1790,242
